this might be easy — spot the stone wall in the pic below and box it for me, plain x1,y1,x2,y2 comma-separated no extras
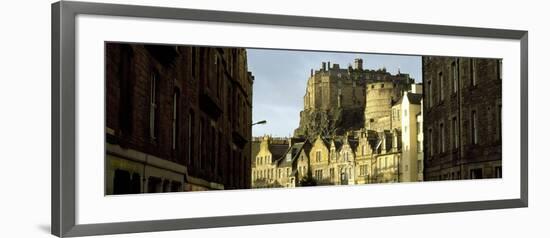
423,56,502,181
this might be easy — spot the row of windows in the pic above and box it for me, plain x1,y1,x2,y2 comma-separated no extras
255,155,271,165
427,59,502,108
377,157,398,169
112,169,183,194
149,71,247,172
434,166,502,180
427,105,501,156
253,167,292,181
314,170,323,180
114,46,251,188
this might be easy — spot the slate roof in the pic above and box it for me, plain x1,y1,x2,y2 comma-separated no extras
393,92,423,106
331,140,343,152
406,93,423,105
269,144,289,164
348,139,359,153
277,142,306,167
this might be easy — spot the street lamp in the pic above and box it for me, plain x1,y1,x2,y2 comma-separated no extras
251,120,267,126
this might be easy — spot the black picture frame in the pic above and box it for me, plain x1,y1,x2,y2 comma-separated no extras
51,1,528,237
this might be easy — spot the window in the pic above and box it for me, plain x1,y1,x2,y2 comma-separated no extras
452,117,458,149
471,110,478,144
211,127,217,172
199,118,204,169
113,169,132,195
452,61,458,93
470,59,476,86
497,104,502,141
172,91,179,150
495,166,502,178
216,54,221,97
428,80,433,107
146,176,162,193
286,168,290,177
149,72,158,140
439,72,444,102
470,168,483,179
439,123,445,153
315,170,323,180
404,109,408,117
330,168,335,179
429,128,433,157
191,48,197,79
188,110,194,165
316,151,321,162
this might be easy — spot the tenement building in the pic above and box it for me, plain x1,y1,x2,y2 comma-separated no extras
251,136,312,188
105,43,253,194
423,56,502,181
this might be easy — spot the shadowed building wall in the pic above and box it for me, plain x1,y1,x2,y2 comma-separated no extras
423,56,502,181
105,43,253,194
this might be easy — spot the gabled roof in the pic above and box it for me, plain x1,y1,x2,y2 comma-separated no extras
269,144,289,164
406,93,423,105
277,142,308,167
393,92,423,106
331,140,343,152
314,136,331,149
348,139,359,153
251,141,262,167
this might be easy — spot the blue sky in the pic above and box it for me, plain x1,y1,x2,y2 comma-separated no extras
247,48,421,138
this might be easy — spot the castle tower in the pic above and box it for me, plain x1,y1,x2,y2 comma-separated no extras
365,82,403,131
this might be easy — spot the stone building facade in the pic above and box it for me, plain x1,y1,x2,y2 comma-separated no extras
251,136,311,188
105,43,253,194
294,59,414,140
250,136,289,188
423,56,502,181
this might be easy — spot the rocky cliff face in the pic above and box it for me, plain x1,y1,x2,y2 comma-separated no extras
294,107,364,141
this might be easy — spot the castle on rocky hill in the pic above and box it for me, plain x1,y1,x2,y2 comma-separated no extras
294,58,415,140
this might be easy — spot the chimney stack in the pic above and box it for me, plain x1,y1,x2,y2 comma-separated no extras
354,58,363,70
322,62,327,71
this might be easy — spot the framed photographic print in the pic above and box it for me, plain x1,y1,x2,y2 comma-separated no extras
52,1,528,237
